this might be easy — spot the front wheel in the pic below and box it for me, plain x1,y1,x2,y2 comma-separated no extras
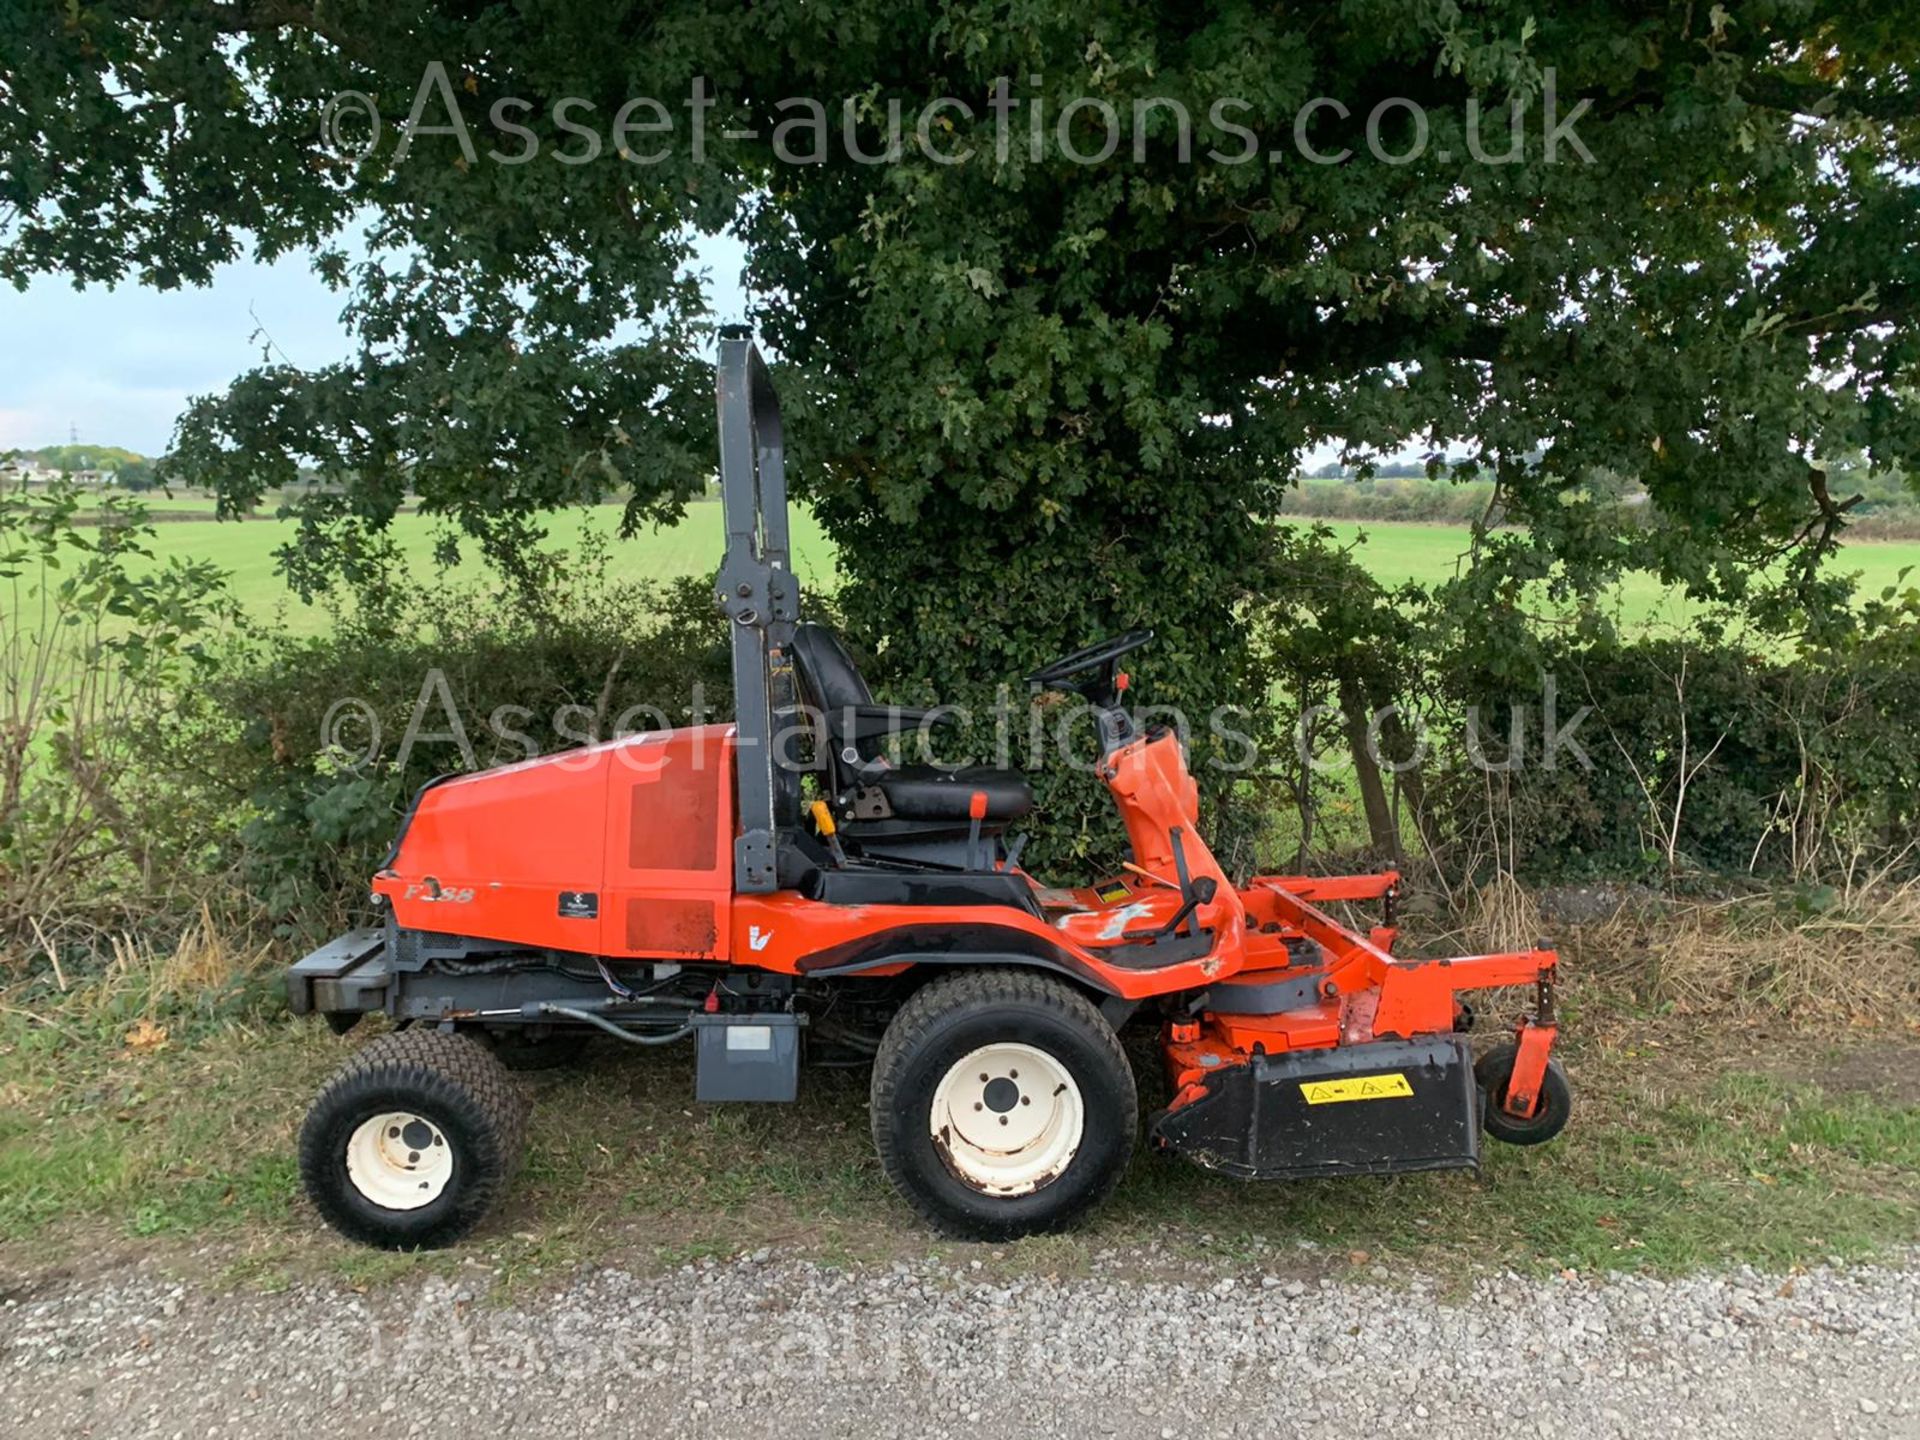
871,970,1137,1240
299,1029,529,1249
1476,1044,1572,1146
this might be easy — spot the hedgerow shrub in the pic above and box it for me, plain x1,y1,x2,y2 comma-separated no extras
0,484,239,964
16,486,1918,968
142,536,733,941
1284,478,1499,525
1419,612,1920,885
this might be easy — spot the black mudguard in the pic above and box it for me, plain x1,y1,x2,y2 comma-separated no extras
1148,1035,1480,1181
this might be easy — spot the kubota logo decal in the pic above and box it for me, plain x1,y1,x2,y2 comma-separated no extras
748,925,773,952
556,891,598,919
1299,1073,1414,1105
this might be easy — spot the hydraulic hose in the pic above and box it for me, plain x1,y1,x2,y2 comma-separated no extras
535,1003,695,1047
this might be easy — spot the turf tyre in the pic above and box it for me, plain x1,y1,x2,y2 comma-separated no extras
299,1029,529,1249
871,969,1136,1240
1475,1044,1572,1146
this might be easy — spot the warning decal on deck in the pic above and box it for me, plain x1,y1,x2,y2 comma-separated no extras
1299,1073,1414,1105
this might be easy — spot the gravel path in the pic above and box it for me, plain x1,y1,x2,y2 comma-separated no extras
4,1252,1917,1438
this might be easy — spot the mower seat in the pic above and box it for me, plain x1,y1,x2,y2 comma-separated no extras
788,620,1033,826
873,765,1033,822
790,622,875,714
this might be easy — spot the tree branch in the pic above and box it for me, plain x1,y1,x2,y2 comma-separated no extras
1740,74,1920,122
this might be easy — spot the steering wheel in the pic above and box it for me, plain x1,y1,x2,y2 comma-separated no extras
1026,629,1156,691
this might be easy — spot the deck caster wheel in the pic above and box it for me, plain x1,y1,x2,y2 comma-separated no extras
299,1030,529,1249
871,970,1136,1241
1475,1044,1571,1146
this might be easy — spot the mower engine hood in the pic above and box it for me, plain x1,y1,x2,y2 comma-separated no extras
373,724,739,962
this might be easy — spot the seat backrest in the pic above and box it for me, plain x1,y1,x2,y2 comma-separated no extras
790,622,874,712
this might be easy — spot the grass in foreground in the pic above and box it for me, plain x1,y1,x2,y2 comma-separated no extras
1,981,1915,1292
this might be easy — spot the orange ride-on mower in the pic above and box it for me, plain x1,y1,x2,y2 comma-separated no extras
288,331,1570,1249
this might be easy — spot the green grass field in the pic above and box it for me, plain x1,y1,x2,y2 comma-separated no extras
121,496,1920,635
124,499,837,632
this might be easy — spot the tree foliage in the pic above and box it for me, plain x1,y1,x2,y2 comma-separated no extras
6,1,1919,740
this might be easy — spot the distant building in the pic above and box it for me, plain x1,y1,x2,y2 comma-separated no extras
0,460,121,487
0,459,60,486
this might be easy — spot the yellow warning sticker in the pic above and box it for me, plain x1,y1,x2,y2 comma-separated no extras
1095,881,1132,904
1300,1073,1414,1105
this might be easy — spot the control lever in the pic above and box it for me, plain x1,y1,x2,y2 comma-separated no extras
809,800,848,867
1124,826,1218,941
1146,875,1217,939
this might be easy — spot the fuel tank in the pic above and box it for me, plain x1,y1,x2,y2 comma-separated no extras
372,724,737,960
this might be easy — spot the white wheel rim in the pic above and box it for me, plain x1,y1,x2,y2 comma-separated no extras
346,1111,453,1210
930,1042,1084,1196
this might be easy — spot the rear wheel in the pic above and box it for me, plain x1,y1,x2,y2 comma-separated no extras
871,970,1136,1240
299,1029,529,1249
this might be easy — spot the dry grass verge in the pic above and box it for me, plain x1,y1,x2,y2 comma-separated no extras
1431,873,1920,1026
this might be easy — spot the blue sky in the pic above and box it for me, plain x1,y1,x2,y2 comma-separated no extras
1,248,356,455
3,237,1353,465
0,232,750,457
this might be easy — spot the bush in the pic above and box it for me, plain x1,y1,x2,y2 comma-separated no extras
1420,618,1920,886
14,479,1915,970
0,483,239,966
1284,477,1499,526
146,534,735,941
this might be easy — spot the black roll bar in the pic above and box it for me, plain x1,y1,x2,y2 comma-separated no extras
713,327,800,893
